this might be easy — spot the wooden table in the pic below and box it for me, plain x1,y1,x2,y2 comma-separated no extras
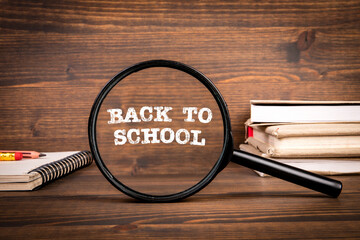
0,162,359,239
1,0,360,239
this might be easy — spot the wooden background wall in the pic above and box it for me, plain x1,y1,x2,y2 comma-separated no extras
1,0,360,152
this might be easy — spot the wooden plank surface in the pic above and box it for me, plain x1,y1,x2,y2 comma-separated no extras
1,0,360,239
1,0,360,151
0,163,359,239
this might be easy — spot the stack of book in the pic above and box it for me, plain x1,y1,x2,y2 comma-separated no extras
240,100,360,176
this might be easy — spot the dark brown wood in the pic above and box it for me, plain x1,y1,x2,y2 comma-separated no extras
1,0,360,151
1,0,360,238
1,163,360,239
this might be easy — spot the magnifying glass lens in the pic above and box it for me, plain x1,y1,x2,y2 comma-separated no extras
95,67,225,196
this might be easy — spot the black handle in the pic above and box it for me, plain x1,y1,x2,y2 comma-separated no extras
232,149,342,197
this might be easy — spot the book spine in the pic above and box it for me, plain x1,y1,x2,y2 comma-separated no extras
29,151,93,185
264,124,360,138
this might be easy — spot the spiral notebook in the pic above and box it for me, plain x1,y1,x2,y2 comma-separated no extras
0,151,93,191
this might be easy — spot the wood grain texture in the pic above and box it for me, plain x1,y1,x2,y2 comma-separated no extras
1,1,360,238
0,163,360,239
1,0,360,151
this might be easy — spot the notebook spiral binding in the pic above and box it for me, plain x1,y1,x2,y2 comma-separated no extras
29,151,93,185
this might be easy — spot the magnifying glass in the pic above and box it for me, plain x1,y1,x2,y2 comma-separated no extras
88,60,342,202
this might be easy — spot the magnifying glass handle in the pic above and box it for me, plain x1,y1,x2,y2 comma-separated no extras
232,149,342,197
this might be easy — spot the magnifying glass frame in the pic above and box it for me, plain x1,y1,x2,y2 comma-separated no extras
88,60,233,202
89,59,342,202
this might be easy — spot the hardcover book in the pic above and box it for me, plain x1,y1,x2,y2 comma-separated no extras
240,144,360,177
250,100,360,123
245,120,360,158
